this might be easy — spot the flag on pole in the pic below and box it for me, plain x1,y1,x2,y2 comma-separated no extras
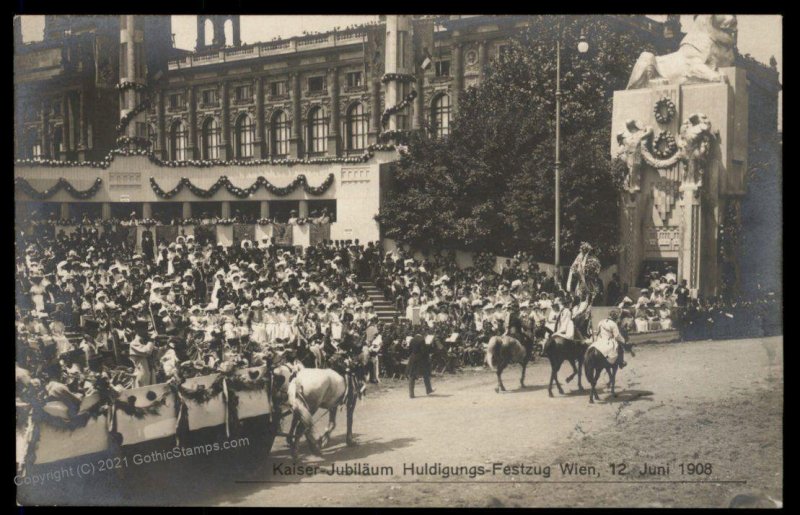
421,48,433,70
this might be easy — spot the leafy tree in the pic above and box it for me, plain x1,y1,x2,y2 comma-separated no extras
378,15,657,265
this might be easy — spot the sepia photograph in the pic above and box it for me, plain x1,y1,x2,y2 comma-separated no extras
13,12,782,508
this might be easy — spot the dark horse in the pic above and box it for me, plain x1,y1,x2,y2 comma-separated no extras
541,309,593,397
583,341,635,404
485,335,534,392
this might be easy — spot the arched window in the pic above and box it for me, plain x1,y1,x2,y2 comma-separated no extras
224,19,233,46
307,106,328,154
235,114,255,159
204,19,214,46
431,94,451,138
271,110,290,157
346,103,368,151
201,117,222,160
169,120,188,161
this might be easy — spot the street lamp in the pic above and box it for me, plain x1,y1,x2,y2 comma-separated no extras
554,24,589,286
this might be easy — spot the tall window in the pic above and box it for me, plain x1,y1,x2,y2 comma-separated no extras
147,123,158,152
202,117,222,159
347,103,368,151
235,114,255,159
26,130,42,159
169,120,188,161
307,76,325,93
432,94,450,138
346,71,363,88
271,111,290,156
235,85,252,103
52,126,63,160
307,107,328,154
270,81,287,97
435,60,451,77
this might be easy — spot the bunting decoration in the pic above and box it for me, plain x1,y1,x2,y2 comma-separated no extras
149,173,335,200
14,177,103,200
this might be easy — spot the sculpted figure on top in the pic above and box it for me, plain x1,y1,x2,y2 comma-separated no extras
627,15,738,89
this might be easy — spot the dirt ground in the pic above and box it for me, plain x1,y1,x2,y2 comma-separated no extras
18,336,783,508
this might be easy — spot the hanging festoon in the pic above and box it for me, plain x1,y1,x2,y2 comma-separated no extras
653,96,677,125
15,177,103,200
149,174,335,200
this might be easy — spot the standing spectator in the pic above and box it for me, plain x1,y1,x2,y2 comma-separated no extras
407,333,434,399
606,273,621,306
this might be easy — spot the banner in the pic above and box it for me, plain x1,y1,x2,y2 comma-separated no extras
254,224,273,244
156,225,178,245
292,224,311,248
216,225,234,247
272,223,293,247
309,222,331,245
233,367,271,419
32,394,110,465
233,224,256,247
182,374,226,431
194,224,217,246
115,383,178,447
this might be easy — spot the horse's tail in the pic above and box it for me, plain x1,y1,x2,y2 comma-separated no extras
485,337,496,370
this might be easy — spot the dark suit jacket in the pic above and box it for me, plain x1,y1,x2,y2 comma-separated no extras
408,335,430,364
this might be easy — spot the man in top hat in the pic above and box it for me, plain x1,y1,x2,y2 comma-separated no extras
407,333,434,399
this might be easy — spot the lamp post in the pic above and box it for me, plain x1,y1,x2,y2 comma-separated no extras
554,21,588,286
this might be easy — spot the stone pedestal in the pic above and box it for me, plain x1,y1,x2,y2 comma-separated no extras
611,67,749,298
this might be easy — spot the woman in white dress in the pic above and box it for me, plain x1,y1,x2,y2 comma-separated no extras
250,301,268,348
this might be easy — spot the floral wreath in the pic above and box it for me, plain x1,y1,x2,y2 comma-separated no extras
653,96,676,125
651,130,678,159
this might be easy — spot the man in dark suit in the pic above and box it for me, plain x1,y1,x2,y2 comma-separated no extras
407,333,434,399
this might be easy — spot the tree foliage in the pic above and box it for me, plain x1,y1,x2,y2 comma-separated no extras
378,15,657,264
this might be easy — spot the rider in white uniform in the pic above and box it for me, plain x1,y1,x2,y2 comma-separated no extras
590,308,627,368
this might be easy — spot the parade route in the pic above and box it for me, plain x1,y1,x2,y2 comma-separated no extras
21,336,782,508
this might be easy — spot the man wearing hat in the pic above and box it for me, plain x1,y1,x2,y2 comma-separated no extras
407,333,434,399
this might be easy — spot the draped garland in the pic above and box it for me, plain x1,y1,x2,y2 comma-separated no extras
14,177,103,200
149,173,335,200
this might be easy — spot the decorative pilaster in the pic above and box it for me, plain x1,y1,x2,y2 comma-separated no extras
260,201,270,219
77,87,87,160
182,202,192,219
221,80,230,160
221,201,231,219
298,200,309,218
255,77,265,158
62,95,72,155
290,73,302,158
188,86,197,159
156,89,166,159
478,40,487,82
60,203,70,219
327,67,341,156
142,202,152,219
451,43,463,117
101,203,112,220
368,77,381,145
40,100,50,159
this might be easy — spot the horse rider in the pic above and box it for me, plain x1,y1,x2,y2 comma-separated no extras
551,297,575,341
407,333,434,399
504,300,529,347
590,308,627,368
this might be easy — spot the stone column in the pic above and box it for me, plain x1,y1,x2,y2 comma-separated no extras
101,203,112,220
368,77,381,145
40,100,49,158
188,86,197,159
451,43,463,117
62,95,71,156
478,40,487,82
290,73,302,158
157,89,166,159
255,77,265,158
221,201,231,219
182,202,192,219
60,203,71,219
327,67,340,156
77,87,87,160
142,202,152,219
413,58,425,130
260,200,270,219
298,200,309,218
221,80,230,160
679,184,702,296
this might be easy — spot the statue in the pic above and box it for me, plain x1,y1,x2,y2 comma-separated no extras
616,119,647,193
567,242,602,301
627,15,738,89
679,113,717,189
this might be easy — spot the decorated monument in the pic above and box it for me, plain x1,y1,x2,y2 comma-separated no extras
611,15,748,298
